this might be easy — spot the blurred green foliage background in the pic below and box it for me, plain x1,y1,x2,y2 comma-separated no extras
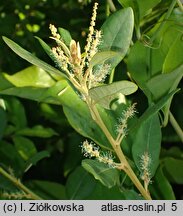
0,0,182,199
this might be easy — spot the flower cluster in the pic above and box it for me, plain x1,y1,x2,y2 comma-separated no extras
140,152,152,191
49,3,110,97
1,191,32,199
82,140,116,167
115,103,136,144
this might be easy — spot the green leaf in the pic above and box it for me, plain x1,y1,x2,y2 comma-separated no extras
87,183,125,199
118,0,140,27
146,64,183,101
162,157,183,184
24,150,50,171
137,0,161,19
89,80,138,109
26,180,66,200
89,51,120,69
99,7,134,69
0,79,114,149
123,189,144,200
149,166,175,200
82,159,119,188
63,133,82,177
16,125,58,138
163,35,183,74
146,64,183,125
3,66,55,88
66,166,96,199
161,146,183,160
0,141,25,175
6,97,27,130
130,89,179,132
58,27,72,47
12,136,37,161
64,105,113,150
0,108,7,140
132,113,161,177
118,0,161,26
128,9,183,95
35,36,67,73
2,36,66,80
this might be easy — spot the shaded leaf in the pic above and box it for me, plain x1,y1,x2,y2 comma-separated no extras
132,113,161,178
130,89,179,132
149,166,175,200
163,35,183,73
24,150,50,171
89,80,138,109
63,133,82,177
66,166,96,199
16,125,58,138
0,141,25,175
162,157,183,184
87,183,125,200
12,136,37,161
6,97,27,130
118,0,161,26
0,108,7,140
26,180,66,200
82,159,119,188
146,64,183,125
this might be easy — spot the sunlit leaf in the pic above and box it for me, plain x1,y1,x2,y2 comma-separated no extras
3,66,55,88
2,36,66,80
58,27,72,47
99,7,134,69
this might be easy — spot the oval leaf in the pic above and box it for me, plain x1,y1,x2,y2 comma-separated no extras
149,166,175,200
66,166,96,199
89,80,138,109
58,27,72,47
82,159,119,188
89,51,120,69
99,7,134,69
132,113,161,178
12,136,37,161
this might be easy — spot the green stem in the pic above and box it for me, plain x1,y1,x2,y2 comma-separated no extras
176,0,183,11
136,26,141,40
109,69,115,84
88,100,151,200
169,111,183,143
0,167,42,200
149,0,177,44
107,0,116,12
